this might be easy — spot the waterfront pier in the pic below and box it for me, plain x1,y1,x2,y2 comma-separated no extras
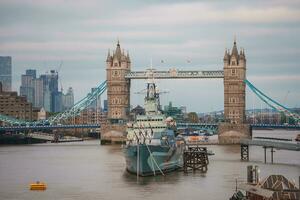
240,138,300,163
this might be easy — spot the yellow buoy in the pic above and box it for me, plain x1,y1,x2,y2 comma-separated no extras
30,181,47,190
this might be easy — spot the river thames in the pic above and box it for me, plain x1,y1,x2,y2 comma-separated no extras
0,130,299,200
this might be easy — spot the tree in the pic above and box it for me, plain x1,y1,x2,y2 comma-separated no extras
187,112,199,123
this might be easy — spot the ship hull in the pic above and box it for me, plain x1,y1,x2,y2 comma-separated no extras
124,144,184,176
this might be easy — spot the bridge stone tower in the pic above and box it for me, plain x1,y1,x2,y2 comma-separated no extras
219,40,251,144
106,41,131,123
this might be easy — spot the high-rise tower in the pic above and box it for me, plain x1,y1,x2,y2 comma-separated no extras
106,41,131,123
223,40,246,124
0,56,12,92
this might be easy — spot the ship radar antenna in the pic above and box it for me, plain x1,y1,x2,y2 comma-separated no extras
147,57,155,84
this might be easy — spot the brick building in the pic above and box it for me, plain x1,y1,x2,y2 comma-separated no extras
0,82,33,124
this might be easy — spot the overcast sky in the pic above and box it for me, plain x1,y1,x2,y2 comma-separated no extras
0,0,299,112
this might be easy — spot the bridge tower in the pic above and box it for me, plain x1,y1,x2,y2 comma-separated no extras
223,39,246,124
106,41,131,123
219,39,251,144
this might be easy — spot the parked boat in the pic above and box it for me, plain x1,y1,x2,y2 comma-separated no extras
123,80,185,176
30,181,47,190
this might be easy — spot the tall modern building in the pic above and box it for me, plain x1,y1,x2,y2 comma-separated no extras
19,69,74,113
25,69,36,79
20,70,36,105
62,87,74,110
33,78,44,108
88,87,101,111
0,56,12,92
53,91,63,112
103,99,108,112
40,70,60,112
43,87,51,111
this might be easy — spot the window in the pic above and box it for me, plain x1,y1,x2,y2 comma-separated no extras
231,69,236,75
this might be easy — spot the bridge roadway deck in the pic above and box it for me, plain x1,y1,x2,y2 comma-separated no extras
251,123,300,130
241,138,300,151
1,123,300,132
0,124,100,131
125,70,224,79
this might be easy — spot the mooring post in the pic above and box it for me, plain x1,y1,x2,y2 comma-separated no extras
271,147,274,164
263,146,267,163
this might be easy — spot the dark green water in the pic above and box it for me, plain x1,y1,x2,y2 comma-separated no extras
0,130,299,200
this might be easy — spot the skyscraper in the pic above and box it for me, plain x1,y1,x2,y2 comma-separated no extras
25,69,36,79
43,87,51,111
20,70,35,105
62,87,74,110
0,56,12,92
53,91,63,112
88,87,101,111
40,70,60,112
20,69,73,113
103,99,108,112
33,78,44,108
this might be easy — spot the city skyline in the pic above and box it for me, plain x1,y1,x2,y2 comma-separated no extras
19,68,74,112
0,0,300,112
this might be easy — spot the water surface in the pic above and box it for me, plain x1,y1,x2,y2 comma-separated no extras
0,130,299,200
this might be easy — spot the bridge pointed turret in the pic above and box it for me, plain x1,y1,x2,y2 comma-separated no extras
106,49,112,62
223,48,230,62
121,49,127,62
127,51,131,63
231,39,239,59
113,40,122,60
239,48,246,61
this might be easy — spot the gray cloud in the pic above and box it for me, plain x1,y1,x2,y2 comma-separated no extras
0,0,299,112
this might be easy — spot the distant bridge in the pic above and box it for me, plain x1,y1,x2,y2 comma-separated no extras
250,124,300,130
0,124,100,131
1,123,299,133
177,122,300,134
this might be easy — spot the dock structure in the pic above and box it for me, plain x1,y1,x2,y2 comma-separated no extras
240,138,300,163
27,132,83,143
231,166,300,200
183,145,213,173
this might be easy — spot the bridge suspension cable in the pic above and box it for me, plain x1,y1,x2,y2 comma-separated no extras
245,79,300,123
0,80,107,125
48,80,107,124
0,114,27,125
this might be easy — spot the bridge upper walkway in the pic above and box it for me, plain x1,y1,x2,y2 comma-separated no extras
125,69,224,79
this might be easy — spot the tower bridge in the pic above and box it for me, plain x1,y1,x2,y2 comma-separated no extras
104,39,249,144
